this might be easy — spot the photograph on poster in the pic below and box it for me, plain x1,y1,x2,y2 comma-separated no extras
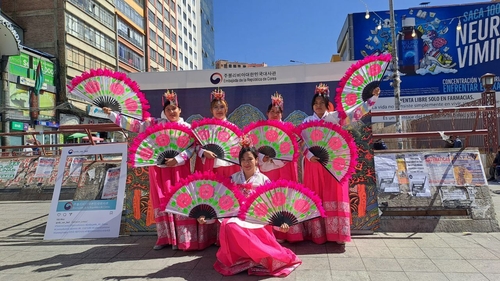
73,161,121,201
44,144,127,240
374,154,400,193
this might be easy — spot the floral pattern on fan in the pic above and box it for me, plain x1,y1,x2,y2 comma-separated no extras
191,118,243,164
238,180,326,226
334,54,392,119
243,120,299,162
129,122,195,167
68,68,151,120
296,120,358,184
165,171,244,219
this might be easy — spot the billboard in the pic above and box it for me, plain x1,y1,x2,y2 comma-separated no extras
129,62,354,125
350,2,500,121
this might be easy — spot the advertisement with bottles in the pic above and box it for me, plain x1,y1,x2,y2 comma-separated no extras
349,2,500,121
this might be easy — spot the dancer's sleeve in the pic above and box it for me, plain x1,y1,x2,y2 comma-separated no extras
342,95,379,126
174,146,194,166
108,112,152,133
258,153,286,172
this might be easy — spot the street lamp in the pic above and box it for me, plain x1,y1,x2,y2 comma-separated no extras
481,73,495,91
480,72,498,152
388,0,403,149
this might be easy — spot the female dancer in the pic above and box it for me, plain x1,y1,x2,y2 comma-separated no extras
199,140,301,277
195,89,240,177
258,92,298,182
301,83,380,245
104,91,217,251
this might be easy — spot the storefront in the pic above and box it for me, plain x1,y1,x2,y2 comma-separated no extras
2,50,57,146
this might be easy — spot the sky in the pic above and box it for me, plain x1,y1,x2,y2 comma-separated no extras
213,0,479,67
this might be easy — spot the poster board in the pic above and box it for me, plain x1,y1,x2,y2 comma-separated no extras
375,148,486,197
44,144,128,240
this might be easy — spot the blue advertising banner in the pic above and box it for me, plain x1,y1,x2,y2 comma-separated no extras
350,2,500,120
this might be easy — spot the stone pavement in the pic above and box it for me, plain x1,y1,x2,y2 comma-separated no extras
2,199,500,281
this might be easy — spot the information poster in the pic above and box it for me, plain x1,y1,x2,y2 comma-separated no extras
451,152,486,186
375,149,487,196
0,161,21,179
44,144,128,240
374,154,400,193
405,154,431,197
34,157,56,178
101,167,121,199
69,157,86,177
424,153,455,186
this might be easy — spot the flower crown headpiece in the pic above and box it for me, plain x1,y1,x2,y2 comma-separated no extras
271,92,284,110
211,88,225,101
164,90,178,106
239,135,253,148
315,83,330,97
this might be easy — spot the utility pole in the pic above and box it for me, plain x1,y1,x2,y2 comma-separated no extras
389,0,403,149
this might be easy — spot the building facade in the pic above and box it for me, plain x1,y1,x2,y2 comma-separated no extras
200,0,215,69
215,60,267,69
1,0,215,142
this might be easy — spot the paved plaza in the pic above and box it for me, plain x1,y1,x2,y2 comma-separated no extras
2,194,500,281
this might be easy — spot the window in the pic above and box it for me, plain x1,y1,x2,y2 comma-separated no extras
170,15,176,26
166,59,171,70
115,0,144,29
165,25,170,38
149,28,156,42
66,13,115,56
188,19,191,27
193,51,197,60
184,42,187,50
178,20,182,30
164,8,169,21
150,46,157,60
188,4,191,12
170,32,176,43
189,47,192,55
179,52,183,61
157,18,163,32
148,9,155,23
158,36,164,49
188,32,192,41
184,56,188,65
193,25,196,33
117,18,144,48
177,5,181,14
165,43,171,55
193,38,197,46
68,0,115,29
172,48,177,59
189,61,193,69
158,54,165,67
183,12,187,20
156,0,163,11
67,45,114,72
118,43,144,70
183,27,187,35
178,36,182,46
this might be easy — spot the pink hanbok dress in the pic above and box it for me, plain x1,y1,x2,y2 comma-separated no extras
214,170,301,277
300,95,378,244
110,113,217,250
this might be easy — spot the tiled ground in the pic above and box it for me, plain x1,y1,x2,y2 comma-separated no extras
2,196,500,280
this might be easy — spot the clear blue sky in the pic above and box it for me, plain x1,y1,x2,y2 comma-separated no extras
213,0,477,66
